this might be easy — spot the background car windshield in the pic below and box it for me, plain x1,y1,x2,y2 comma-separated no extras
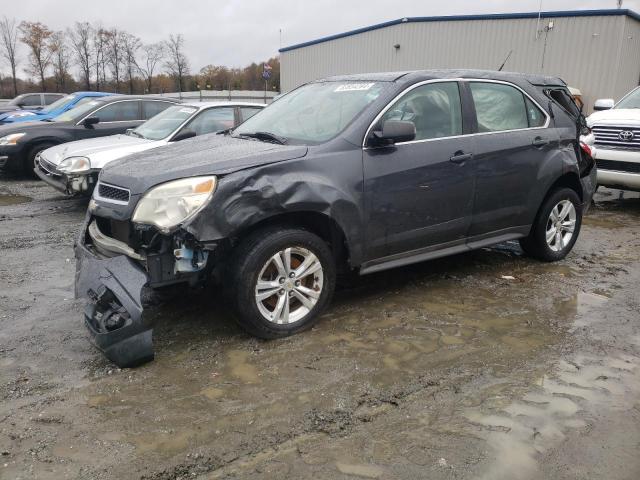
134,105,197,140
616,88,640,109
53,100,101,122
41,94,76,114
234,81,386,144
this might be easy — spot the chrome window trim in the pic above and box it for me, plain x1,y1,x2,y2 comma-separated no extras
362,78,551,149
93,181,131,206
75,99,142,126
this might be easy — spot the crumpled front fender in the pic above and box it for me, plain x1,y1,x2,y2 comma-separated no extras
75,244,153,367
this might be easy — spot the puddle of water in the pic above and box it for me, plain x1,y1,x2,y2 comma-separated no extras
463,287,640,480
0,193,32,206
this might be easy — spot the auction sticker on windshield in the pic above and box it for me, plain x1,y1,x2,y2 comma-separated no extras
334,83,375,92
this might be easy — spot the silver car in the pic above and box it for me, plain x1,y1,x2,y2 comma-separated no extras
35,101,264,196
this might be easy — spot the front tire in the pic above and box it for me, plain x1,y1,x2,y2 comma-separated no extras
229,227,336,339
519,187,582,262
24,142,55,178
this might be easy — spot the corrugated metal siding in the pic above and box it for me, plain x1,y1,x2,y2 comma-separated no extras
281,15,640,111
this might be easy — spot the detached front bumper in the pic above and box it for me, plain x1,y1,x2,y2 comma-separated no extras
75,236,154,367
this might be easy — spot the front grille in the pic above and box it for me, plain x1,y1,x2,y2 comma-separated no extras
97,182,130,203
38,156,61,176
596,159,640,174
592,125,640,150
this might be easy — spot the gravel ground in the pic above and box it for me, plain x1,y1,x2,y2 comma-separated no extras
1,172,639,480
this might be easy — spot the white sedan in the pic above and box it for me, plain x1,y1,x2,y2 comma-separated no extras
35,101,264,196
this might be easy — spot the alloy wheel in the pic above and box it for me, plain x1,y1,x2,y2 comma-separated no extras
254,246,324,324
545,199,577,252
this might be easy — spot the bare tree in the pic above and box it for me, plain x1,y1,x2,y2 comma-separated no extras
0,17,20,96
164,34,189,94
105,28,124,92
120,32,140,94
49,31,70,91
69,22,93,90
19,21,53,91
137,42,164,93
93,26,108,91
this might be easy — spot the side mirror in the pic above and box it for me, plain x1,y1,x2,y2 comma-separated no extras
371,120,416,146
171,130,197,142
593,99,614,111
83,116,100,128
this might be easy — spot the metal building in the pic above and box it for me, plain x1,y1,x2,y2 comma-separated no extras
279,9,640,111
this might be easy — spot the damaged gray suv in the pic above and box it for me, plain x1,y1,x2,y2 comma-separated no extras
76,70,597,367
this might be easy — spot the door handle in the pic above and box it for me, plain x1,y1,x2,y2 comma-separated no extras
449,151,473,164
532,137,548,148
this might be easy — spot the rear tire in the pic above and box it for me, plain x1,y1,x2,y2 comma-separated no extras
24,142,55,178
519,187,582,262
228,227,336,339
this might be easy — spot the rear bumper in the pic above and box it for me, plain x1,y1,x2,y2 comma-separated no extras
75,232,154,367
580,164,598,212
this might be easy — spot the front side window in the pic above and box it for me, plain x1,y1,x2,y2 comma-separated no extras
471,82,531,132
180,107,235,136
616,87,640,109
94,101,140,122
132,105,197,140
234,81,387,145
379,82,462,141
53,100,101,122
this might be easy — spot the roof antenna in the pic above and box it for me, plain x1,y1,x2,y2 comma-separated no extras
498,50,513,71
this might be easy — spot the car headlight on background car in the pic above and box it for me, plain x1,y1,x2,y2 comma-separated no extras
0,133,26,145
132,176,217,233
58,156,91,173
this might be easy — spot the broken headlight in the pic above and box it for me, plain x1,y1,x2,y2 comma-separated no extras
58,156,91,173
132,176,217,233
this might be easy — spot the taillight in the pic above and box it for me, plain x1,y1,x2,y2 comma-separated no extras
580,142,592,158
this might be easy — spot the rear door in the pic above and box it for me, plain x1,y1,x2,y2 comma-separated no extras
466,81,551,237
363,80,475,260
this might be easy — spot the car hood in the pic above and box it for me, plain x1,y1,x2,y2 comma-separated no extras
41,134,160,169
0,120,62,135
588,109,640,126
101,134,309,194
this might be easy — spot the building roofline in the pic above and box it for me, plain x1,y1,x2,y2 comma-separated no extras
279,9,640,53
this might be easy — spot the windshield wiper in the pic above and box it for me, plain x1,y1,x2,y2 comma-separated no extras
238,131,287,145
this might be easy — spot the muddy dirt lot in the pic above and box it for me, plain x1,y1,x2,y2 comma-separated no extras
1,173,639,480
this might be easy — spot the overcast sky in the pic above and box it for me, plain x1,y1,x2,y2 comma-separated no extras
3,0,640,73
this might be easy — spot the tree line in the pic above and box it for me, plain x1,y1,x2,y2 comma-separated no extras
0,17,280,98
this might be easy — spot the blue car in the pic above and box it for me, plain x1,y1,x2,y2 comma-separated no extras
0,91,114,124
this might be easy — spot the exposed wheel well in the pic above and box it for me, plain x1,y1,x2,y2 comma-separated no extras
546,172,583,202
233,212,351,272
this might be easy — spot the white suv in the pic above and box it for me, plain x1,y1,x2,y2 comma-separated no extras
587,86,640,192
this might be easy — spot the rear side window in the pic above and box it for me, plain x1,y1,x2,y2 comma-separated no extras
546,88,581,118
44,95,63,105
95,101,140,122
240,107,261,123
380,81,462,140
470,82,533,132
142,101,173,120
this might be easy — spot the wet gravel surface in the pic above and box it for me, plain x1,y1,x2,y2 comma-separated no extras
1,172,639,480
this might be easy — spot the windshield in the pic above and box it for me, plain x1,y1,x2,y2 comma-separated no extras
616,87,640,109
41,94,76,114
132,105,197,140
234,81,387,144
52,100,101,122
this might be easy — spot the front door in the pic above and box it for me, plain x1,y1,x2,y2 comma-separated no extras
363,81,475,261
